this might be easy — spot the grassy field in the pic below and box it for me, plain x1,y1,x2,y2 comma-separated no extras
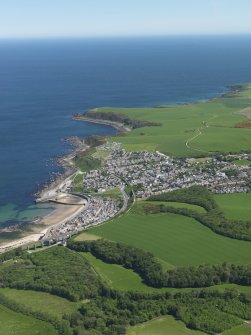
91,84,251,157
82,253,174,293
82,253,251,295
86,202,251,267
127,316,205,335
233,159,251,166
127,316,251,335
0,304,57,335
0,288,80,318
224,324,251,335
214,193,251,221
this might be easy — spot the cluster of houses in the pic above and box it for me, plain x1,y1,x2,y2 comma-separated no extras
41,147,251,245
44,196,121,242
82,145,251,198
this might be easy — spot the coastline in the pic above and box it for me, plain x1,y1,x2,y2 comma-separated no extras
72,114,131,134
0,83,246,252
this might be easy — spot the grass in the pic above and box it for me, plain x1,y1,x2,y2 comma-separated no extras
233,159,251,166
0,304,57,335
89,84,251,157
74,148,101,172
0,288,80,318
98,187,123,199
224,324,251,335
87,202,251,267
74,232,101,241
214,193,251,221
127,316,205,335
81,253,251,295
82,253,172,293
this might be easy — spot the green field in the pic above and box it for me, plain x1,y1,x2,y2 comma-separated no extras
224,324,251,335
0,304,57,335
87,202,251,267
214,193,251,221
90,84,251,157
82,252,172,292
0,288,80,318
127,316,205,335
127,316,251,335
82,253,251,295
233,159,251,166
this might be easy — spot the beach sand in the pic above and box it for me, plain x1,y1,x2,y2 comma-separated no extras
0,197,87,251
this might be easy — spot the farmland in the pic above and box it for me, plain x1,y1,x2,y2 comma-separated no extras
127,316,205,335
0,289,80,318
89,84,251,157
86,201,251,267
214,193,251,221
0,304,57,335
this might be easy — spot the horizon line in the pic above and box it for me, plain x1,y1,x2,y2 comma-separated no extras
1,33,251,41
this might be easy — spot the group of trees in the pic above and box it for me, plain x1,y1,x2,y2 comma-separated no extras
85,111,162,129
0,247,101,301
1,244,251,335
68,239,251,288
147,186,251,241
64,289,251,335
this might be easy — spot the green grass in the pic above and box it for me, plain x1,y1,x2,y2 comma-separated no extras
87,203,251,267
127,316,206,335
224,324,251,335
82,253,172,293
0,288,80,318
81,253,251,295
74,148,101,172
233,160,251,166
214,193,251,221
0,304,57,335
90,85,251,157
98,187,123,199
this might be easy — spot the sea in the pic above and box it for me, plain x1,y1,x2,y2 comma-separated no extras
1,36,251,227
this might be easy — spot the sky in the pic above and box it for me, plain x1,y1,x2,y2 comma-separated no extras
0,0,251,38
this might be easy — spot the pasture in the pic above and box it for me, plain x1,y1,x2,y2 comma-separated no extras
0,288,79,318
81,253,169,292
87,202,251,267
93,85,251,157
0,304,57,335
214,193,251,221
127,316,205,335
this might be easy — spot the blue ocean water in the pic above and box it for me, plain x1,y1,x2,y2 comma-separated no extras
1,36,251,226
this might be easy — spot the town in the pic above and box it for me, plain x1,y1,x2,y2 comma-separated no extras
42,142,251,243
82,142,251,197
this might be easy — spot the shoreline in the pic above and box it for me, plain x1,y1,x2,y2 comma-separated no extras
0,83,246,252
72,115,131,134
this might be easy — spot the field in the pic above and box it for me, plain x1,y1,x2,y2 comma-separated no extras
81,253,251,295
85,202,251,267
90,84,251,157
127,316,205,335
82,252,172,292
214,193,251,221
127,316,251,335
0,288,80,318
224,324,251,335
0,304,57,335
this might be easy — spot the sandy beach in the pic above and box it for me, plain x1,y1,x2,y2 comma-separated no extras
0,197,87,252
